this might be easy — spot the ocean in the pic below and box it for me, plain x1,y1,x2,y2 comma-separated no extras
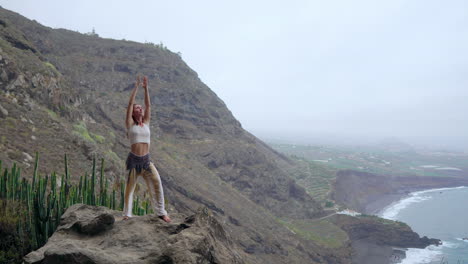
378,186,468,264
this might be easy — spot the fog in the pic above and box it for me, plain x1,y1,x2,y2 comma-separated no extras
3,0,468,150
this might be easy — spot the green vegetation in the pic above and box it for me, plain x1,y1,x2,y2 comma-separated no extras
90,132,105,144
0,153,153,263
144,41,168,51
286,156,337,205
358,214,409,228
72,121,94,143
105,150,120,163
275,217,348,248
108,131,116,140
269,142,468,178
72,121,106,144
2,117,16,129
43,62,60,76
45,108,59,121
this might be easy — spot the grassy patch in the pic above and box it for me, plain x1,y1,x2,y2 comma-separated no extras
275,217,348,248
44,108,58,121
90,132,105,144
72,121,94,143
2,117,16,129
105,150,120,163
43,62,60,76
358,214,409,228
108,131,115,140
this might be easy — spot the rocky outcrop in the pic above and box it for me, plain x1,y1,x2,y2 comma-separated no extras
24,203,246,264
331,170,468,214
328,214,441,264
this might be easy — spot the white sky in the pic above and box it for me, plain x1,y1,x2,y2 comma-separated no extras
2,0,468,150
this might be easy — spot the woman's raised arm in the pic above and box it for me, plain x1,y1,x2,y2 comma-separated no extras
126,76,140,129
142,76,151,124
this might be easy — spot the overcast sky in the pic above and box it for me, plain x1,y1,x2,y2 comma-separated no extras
2,0,468,150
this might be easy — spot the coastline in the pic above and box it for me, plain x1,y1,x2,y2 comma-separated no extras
331,170,468,264
367,185,468,216
366,185,468,264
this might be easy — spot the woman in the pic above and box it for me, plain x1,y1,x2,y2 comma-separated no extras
123,75,171,223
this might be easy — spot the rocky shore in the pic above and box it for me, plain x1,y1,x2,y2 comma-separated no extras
331,169,468,264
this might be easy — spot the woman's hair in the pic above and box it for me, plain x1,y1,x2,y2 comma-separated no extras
131,103,138,124
131,103,145,124
127,104,143,139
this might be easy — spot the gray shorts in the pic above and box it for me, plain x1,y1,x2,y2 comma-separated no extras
126,152,151,174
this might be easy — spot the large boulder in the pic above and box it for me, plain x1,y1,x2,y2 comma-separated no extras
24,204,246,264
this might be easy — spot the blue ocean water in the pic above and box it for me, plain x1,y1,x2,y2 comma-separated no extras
378,186,468,264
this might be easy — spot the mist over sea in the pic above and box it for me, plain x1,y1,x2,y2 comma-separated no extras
378,186,468,264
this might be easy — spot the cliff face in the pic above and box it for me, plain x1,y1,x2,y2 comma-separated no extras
331,169,468,214
0,7,332,264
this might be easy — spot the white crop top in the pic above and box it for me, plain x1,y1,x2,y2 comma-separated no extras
127,123,151,145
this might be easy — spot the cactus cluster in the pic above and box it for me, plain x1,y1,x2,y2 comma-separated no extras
0,152,154,253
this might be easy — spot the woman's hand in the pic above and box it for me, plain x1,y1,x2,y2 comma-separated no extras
142,76,148,90
136,75,141,88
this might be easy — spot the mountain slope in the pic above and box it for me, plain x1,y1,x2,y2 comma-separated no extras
0,7,338,263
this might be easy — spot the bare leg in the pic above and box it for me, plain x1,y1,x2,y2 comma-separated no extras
123,168,138,219
143,162,170,222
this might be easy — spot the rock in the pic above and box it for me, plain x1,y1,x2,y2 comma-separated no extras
7,74,26,90
31,135,36,140
57,204,115,235
22,152,33,162
31,74,41,87
0,70,7,82
23,204,246,264
0,103,8,117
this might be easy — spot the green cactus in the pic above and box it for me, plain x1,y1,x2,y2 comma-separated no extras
0,152,156,260
91,157,96,205
78,175,83,203
120,181,125,210
111,189,116,210
32,152,39,191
